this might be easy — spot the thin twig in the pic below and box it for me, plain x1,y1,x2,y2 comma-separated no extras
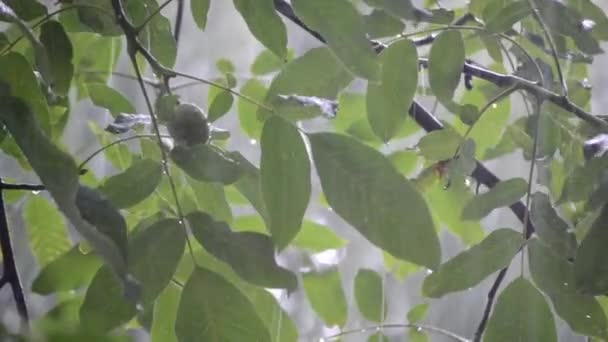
322,323,470,342
77,134,169,171
0,182,45,191
174,0,185,45
473,267,508,342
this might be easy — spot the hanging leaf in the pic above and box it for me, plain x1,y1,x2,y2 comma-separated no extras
39,20,74,96
24,195,71,267
171,144,242,185
292,220,346,252
461,178,528,220
251,49,293,75
530,192,577,259
354,269,386,322
3,0,46,20
363,9,405,39
309,133,440,269
98,158,162,209
423,229,524,298
407,303,430,324
417,129,463,161
86,83,136,116
32,246,101,294
366,39,418,142
303,268,348,327
574,205,608,295
485,1,531,33
208,90,234,122
261,116,311,249
364,0,454,24
142,0,177,68
175,267,271,342
292,0,379,81
238,79,267,139
484,277,557,342
233,0,287,59
259,47,353,121
151,282,181,342
191,0,211,30
429,30,465,105
230,152,268,220
183,177,233,224
187,211,297,291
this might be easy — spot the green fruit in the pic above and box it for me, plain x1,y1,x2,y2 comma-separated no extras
167,103,210,147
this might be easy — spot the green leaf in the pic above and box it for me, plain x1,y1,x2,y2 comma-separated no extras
303,269,348,327
0,97,127,279
191,0,211,30
72,34,121,99
187,211,297,290
292,0,379,81
484,278,557,342
261,116,310,249
368,333,391,342
171,144,242,185
292,220,346,252
485,1,531,33
461,178,528,220
208,90,234,122
530,192,577,259
98,158,162,209
24,196,71,267
72,0,122,35
216,58,235,74
151,282,180,342
423,229,524,298
32,247,101,294
238,79,267,139
309,133,440,269
86,83,136,116
366,39,417,142
574,206,608,295
3,0,46,20
365,0,454,24
230,152,268,219
389,150,419,176
407,303,430,324
429,30,465,104
354,269,386,322
259,47,353,121
39,21,74,95
528,239,607,339
251,49,293,75
417,129,463,161
143,0,177,67
233,0,287,59
363,9,405,39
80,218,185,331
183,177,233,223
176,266,271,341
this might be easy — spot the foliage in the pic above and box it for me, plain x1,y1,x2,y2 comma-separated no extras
0,0,608,341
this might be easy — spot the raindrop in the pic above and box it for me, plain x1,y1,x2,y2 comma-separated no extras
563,282,569,287
415,326,422,332
136,303,144,312
178,220,184,225
31,190,40,195
586,315,592,319
328,207,333,212
250,139,257,145
425,269,433,275
491,103,498,109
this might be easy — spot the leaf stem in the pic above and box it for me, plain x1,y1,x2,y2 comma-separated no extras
77,134,169,171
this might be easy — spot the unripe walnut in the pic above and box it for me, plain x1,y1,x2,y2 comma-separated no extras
167,103,210,147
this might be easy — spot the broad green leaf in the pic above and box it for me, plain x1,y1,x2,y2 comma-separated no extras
309,133,440,269
171,144,242,185
409,330,430,342
72,0,122,36
32,247,101,294
366,39,417,142
363,9,405,39
417,129,463,161
303,269,348,327
98,158,162,209
216,58,235,74
0,97,127,279
429,30,465,105
423,229,524,298
528,239,607,339
24,196,71,267
569,0,608,41
187,211,297,290
259,47,353,121
39,21,74,95
151,282,180,342
86,83,136,116
292,0,379,81
530,192,577,259
354,269,386,322
72,34,121,99
3,0,46,20
191,0,211,30
292,221,346,252
80,218,185,331
88,121,132,169
183,177,233,223
407,303,430,323
484,278,557,342
233,0,287,59
389,150,418,176
485,1,531,33
208,90,233,122
143,0,177,68
574,205,608,295
175,267,271,342
230,152,268,220
365,0,454,24
251,49,293,75
461,178,528,220
238,79,266,139
261,116,311,249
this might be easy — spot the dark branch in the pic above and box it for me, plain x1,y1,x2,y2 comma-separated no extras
174,0,184,46
0,182,45,191
473,267,508,342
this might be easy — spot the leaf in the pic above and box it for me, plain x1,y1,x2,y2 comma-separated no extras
275,95,338,118
389,150,419,176
230,152,268,219
303,269,348,327
309,133,440,269
238,79,267,139
151,282,180,342
366,39,418,142
39,21,74,96
105,113,151,134
0,97,127,279
292,0,379,81
354,269,386,322
251,49,293,75
24,196,71,267
574,205,608,295
423,229,524,298
530,192,577,259
2,0,46,20
80,218,186,331
86,83,136,116
485,1,531,33
73,0,121,35
407,303,430,323
98,158,162,209
171,144,242,184
461,178,528,220
32,247,101,294
191,0,211,30
364,9,405,39
368,333,391,342
259,47,353,121
429,30,465,104
187,211,297,290
292,221,346,252
261,116,311,249
208,90,234,122
364,0,454,24
143,0,177,67
216,58,235,74
417,129,463,161
183,177,233,224
483,278,557,342
233,0,287,59
175,267,270,342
